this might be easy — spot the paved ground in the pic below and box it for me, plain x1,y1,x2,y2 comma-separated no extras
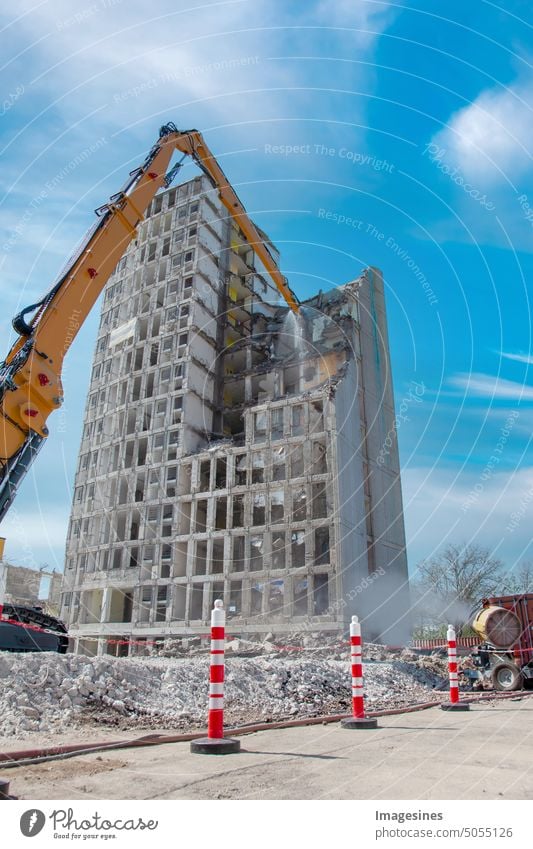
2,699,532,800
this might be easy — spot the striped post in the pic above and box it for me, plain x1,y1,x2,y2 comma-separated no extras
441,624,470,711
190,600,241,754
448,624,459,703
351,614,364,717
341,615,378,729
208,599,225,738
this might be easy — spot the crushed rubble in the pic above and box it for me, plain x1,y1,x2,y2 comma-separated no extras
0,644,456,740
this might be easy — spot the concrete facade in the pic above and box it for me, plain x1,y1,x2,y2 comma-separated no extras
61,176,410,655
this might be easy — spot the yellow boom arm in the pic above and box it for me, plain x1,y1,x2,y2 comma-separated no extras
0,122,299,522
168,126,298,314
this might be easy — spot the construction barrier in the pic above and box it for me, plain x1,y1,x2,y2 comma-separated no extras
441,624,470,712
341,615,378,729
69,631,345,652
190,600,241,754
412,636,478,649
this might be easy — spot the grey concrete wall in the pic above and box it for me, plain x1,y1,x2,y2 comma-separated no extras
332,355,373,624
356,268,411,643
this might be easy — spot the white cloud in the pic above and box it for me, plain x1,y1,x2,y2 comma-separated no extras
432,79,533,183
0,2,283,151
1,0,395,149
500,350,533,365
450,372,533,401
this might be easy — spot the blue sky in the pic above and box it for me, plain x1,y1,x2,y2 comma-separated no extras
1,0,532,578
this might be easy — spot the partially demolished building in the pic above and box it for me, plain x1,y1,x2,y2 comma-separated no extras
61,175,410,654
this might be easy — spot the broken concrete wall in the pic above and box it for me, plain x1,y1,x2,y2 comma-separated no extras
331,354,371,622
349,269,411,643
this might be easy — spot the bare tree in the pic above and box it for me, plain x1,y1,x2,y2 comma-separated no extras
501,562,533,594
413,543,504,633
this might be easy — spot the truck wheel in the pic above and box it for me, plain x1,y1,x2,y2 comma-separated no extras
492,663,522,691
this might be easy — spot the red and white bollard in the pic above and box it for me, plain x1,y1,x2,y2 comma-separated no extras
441,624,469,711
341,615,378,729
190,600,241,754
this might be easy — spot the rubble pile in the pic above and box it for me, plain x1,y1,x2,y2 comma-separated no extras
0,647,449,740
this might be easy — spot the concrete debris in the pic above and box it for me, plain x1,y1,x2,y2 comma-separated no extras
0,647,452,740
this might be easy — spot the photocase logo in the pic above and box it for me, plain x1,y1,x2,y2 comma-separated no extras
20,809,46,837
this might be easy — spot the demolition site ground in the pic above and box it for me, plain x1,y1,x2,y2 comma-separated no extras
1,699,532,800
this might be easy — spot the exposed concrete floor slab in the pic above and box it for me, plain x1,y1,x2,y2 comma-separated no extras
2,701,532,800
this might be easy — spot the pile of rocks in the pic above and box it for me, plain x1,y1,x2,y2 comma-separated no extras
0,648,448,740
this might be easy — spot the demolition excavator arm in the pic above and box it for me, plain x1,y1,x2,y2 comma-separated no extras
0,122,299,523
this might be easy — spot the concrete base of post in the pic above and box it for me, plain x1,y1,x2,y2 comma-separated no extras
190,736,241,755
341,716,379,729
0,779,15,800
440,702,470,711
